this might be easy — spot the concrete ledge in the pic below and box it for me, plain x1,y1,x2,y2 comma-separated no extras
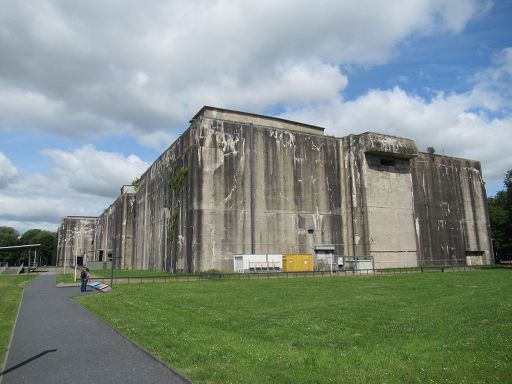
361,132,418,159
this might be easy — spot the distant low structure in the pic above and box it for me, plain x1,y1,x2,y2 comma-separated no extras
57,216,96,266
57,106,493,272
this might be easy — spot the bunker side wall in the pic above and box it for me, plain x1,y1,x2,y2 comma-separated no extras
194,116,343,272
411,153,493,265
75,111,494,272
132,128,199,273
94,193,136,269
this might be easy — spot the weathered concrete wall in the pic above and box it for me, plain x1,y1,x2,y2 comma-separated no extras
411,153,493,265
115,109,343,272
129,111,343,273
191,117,249,272
339,133,419,268
131,127,200,273
94,186,136,269
194,116,343,272
56,216,97,266
58,107,493,272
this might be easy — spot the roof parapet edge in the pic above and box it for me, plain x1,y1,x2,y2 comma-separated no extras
191,105,325,133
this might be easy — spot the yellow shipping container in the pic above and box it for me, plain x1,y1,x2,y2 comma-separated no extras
282,254,314,272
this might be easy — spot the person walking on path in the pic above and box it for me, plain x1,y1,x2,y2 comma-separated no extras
80,267,90,292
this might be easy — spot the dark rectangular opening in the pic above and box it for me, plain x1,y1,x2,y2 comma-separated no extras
465,251,484,256
380,158,396,166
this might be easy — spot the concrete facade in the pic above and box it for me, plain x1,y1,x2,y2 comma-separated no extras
56,216,97,266
94,185,137,269
339,133,420,268
411,154,493,266
56,106,493,272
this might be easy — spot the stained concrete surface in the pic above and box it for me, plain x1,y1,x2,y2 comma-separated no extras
57,107,493,273
1,272,189,384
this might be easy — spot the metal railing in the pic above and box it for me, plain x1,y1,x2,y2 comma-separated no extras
87,264,509,285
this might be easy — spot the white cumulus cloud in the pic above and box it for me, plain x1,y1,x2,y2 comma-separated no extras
281,47,512,189
0,0,485,144
0,146,149,232
0,195,76,223
0,152,18,189
41,145,149,198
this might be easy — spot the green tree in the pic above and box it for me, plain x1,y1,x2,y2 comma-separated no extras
19,229,58,265
0,226,20,265
488,170,512,262
426,146,436,154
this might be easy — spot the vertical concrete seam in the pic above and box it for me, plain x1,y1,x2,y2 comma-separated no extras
249,123,255,254
348,137,357,256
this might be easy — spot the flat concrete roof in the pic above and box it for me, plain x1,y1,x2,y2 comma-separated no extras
64,216,98,219
192,106,325,135
417,151,480,164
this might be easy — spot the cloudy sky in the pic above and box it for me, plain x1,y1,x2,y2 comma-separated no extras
0,0,511,234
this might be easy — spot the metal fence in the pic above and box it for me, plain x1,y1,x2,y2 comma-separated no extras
88,264,510,286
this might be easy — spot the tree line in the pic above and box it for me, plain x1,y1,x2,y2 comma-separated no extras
488,169,512,263
0,227,57,266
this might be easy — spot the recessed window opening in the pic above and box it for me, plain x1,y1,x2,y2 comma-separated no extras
380,158,396,166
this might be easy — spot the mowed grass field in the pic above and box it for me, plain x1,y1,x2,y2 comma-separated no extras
76,270,512,383
0,276,32,365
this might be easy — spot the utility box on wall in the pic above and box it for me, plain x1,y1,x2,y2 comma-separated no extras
282,254,314,272
343,256,374,271
233,254,282,273
314,244,336,272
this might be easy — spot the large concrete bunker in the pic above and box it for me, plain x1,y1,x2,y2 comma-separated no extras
57,106,493,272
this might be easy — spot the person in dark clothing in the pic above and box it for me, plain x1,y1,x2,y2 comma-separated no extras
80,267,90,292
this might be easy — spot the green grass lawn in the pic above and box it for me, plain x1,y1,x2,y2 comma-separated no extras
76,270,512,383
56,271,76,284
0,276,33,365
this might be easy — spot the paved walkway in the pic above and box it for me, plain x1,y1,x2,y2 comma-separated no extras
1,272,189,384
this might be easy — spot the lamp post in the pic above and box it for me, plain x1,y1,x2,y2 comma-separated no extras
110,239,117,288
63,240,67,276
74,251,80,283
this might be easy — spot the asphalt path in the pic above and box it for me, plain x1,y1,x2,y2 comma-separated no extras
1,272,189,384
